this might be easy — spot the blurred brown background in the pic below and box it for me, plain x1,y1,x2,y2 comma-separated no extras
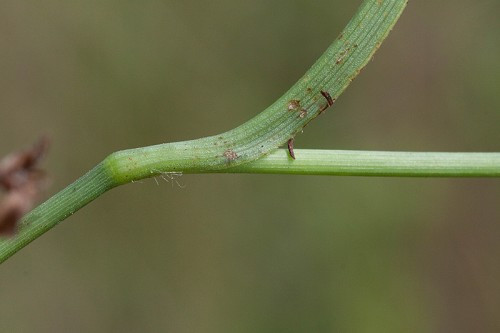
1,0,499,332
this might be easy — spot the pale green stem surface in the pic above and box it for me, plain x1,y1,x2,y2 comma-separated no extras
221,149,500,177
3,0,479,264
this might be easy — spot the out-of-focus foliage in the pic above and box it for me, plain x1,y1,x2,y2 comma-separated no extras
0,1,498,332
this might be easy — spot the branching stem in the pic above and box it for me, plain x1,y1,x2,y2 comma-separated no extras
4,0,494,265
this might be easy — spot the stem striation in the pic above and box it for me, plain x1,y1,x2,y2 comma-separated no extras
220,149,500,177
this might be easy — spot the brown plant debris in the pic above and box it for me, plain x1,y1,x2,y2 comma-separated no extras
0,137,49,236
287,138,296,160
319,90,336,114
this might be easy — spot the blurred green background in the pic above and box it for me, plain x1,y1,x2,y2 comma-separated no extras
1,0,499,332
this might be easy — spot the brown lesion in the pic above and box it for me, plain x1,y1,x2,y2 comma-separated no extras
287,99,309,119
287,99,301,111
223,149,238,162
0,137,49,236
335,44,353,65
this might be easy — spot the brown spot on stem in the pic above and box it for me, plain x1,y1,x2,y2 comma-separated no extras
287,99,301,111
223,149,238,161
335,46,352,65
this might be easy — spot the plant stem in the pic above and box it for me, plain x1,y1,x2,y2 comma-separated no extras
0,163,114,263
102,0,409,184
0,0,419,263
219,149,500,177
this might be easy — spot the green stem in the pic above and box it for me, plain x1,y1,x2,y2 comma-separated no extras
220,149,500,177
0,163,115,262
1,0,412,263
2,149,498,263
